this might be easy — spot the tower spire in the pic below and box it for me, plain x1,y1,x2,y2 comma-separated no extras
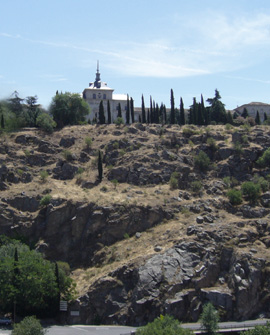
94,60,101,88
97,60,99,73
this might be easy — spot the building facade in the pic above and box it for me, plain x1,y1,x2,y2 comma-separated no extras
234,102,270,119
82,63,139,122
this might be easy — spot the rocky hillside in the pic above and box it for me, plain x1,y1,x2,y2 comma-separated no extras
1,123,270,326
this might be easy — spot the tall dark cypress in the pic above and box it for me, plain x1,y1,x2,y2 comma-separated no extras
264,112,268,122
180,97,185,125
98,101,105,124
150,96,153,123
198,103,204,125
170,89,175,124
147,109,150,124
126,94,130,124
163,104,167,124
255,111,261,125
130,97,135,123
117,103,122,118
98,150,103,183
1,114,4,129
141,95,146,123
107,100,111,124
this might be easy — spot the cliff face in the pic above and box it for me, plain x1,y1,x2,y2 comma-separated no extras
1,124,270,325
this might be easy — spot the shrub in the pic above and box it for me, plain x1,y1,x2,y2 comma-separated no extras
191,180,202,193
223,176,231,188
169,172,179,190
227,189,242,205
12,316,46,335
114,117,124,125
241,181,261,204
257,148,270,168
233,141,243,155
207,137,218,151
40,170,49,182
36,112,56,133
194,151,211,172
84,137,92,149
111,179,118,189
137,314,193,335
39,194,52,207
62,149,73,161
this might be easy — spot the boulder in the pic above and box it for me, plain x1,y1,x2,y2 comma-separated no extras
59,136,75,147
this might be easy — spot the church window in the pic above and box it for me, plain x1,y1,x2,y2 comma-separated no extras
93,94,96,99
103,94,106,99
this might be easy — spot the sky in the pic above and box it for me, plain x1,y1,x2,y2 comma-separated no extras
1,0,270,110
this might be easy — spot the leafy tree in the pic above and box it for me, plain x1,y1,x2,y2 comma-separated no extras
227,189,243,205
36,113,56,133
107,100,111,124
257,148,270,168
200,303,219,335
194,151,211,172
141,95,146,123
243,323,270,335
255,111,261,125
180,97,185,125
207,89,227,124
98,150,103,182
98,100,105,124
170,89,175,124
137,314,193,335
49,92,90,128
12,316,46,335
241,181,261,204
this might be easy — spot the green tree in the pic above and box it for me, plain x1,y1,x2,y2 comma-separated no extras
1,114,4,129
8,91,24,117
49,92,90,128
170,89,175,124
200,303,219,335
98,150,103,182
227,189,243,205
12,316,46,335
107,100,111,124
241,107,249,119
257,148,270,168
207,89,227,124
98,100,105,124
255,111,261,125
126,94,130,124
36,113,56,133
137,314,193,335
25,96,41,127
243,323,270,335
130,97,135,123
141,95,146,123
194,151,211,172
241,181,261,204
180,97,185,125
117,103,122,118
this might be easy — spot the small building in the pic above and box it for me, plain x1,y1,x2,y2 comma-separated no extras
234,102,270,119
82,62,140,122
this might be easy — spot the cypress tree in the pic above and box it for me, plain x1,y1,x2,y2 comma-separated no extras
198,102,204,125
180,97,185,125
155,103,160,124
130,97,134,123
98,101,105,124
126,94,130,124
1,114,4,129
141,95,146,123
117,103,122,118
147,109,150,124
241,107,249,119
150,96,153,123
163,104,167,124
139,115,142,123
255,111,261,125
170,89,175,124
201,94,207,125
107,100,111,124
98,150,103,183
264,112,268,122
227,111,233,124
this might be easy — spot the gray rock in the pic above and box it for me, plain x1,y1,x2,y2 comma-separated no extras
59,136,75,147
196,216,204,224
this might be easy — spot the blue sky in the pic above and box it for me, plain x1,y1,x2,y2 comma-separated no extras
1,0,270,110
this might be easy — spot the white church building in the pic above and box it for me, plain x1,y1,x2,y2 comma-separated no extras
82,63,139,122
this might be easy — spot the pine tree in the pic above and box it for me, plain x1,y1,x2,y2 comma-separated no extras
255,110,261,125
207,89,227,124
130,97,135,123
98,101,105,124
170,89,175,124
126,94,130,124
180,97,185,125
106,100,111,124
98,150,103,183
141,95,146,123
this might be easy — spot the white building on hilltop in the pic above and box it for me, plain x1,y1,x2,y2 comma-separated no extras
83,62,138,122
234,102,270,119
